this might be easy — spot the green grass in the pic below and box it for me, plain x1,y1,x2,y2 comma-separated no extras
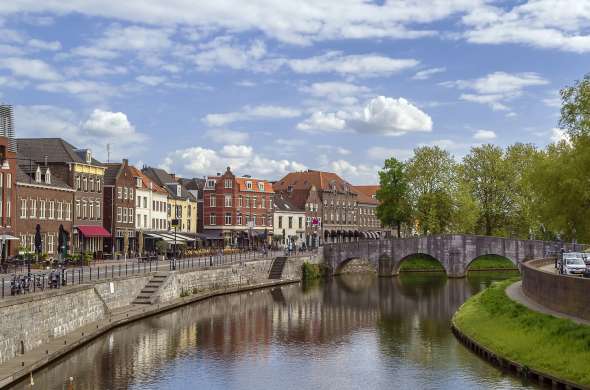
453,279,590,387
399,254,445,271
468,255,517,270
302,262,327,280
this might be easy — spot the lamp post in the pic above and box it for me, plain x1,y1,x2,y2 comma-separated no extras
171,218,179,270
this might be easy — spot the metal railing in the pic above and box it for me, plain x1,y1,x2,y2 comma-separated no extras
0,248,293,299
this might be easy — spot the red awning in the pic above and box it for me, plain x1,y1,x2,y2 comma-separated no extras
76,225,111,238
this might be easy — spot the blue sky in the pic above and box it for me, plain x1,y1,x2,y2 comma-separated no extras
0,1,589,184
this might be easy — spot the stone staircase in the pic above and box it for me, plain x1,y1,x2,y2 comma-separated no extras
132,273,169,304
268,257,288,279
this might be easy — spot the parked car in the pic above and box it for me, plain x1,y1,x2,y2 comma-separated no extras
561,253,587,275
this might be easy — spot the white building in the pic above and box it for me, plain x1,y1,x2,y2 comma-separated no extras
132,167,168,233
273,196,306,248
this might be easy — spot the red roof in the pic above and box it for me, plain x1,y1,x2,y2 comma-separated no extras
77,225,111,237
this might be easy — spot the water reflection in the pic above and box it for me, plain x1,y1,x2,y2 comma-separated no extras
9,272,532,390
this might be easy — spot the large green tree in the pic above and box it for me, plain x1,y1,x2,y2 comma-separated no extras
406,146,456,234
560,73,590,139
376,157,412,237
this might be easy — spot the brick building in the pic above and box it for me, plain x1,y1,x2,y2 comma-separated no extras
0,135,17,260
15,160,74,259
274,170,386,244
103,159,137,256
17,138,109,256
203,167,274,247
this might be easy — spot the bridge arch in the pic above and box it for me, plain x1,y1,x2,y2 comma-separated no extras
335,256,378,275
466,253,518,271
394,253,447,275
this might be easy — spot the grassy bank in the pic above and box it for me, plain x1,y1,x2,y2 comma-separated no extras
302,262,327,281
453,279,590,387
399,255,444,271
468,255,517,270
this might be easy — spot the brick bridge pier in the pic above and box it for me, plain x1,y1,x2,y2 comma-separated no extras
322,234,585,278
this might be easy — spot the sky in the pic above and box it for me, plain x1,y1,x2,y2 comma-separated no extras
0,0,589,184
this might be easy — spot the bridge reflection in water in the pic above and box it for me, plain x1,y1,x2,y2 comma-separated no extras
10,272,528,390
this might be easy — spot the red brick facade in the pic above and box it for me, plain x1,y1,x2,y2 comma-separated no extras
203,167,274,246
0,137,17,257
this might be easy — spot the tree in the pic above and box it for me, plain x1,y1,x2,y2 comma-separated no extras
376,157,412,237
560,73,590,139
406,146,456,234
461,144,514,236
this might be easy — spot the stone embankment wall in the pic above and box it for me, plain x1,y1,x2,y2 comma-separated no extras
0,254,320,365
521,258,590,322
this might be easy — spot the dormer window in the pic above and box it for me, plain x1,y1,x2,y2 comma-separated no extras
176,184,181,197
246,181,253,190
85,150,92,164
207,179,215,188
258,182,264,191
45,168,51,185
287,185,293,193
136,177,142,188
35,166,42,183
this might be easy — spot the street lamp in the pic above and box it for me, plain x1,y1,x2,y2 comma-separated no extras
171,218,179,270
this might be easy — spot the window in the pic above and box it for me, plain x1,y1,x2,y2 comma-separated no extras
40,200,46,219
209,195,216,207
96,202,100,219
83,177,87,191
76,176,81,190
238,196,243,208
35,167,41,182
143,197,147,208
57,202,63,220
258,182,264,191
20,199,26,218
246,181,252,190
136,177,142,188
129,209,134,224
299,217,303,229
117,207,122,222
152,200,156,211
0,172,3,187
144,215,147,228
209,213,216,225
261,197,265,209
252,215,256,225
224,195,232,207
81,200,87,219
129,188,134,200
65,203,71,220
237,214,242,225
48,234,54,254
278,216,283,229
246,196,250,208
117,187,122,199
225,212,232,225
123,207,128,223
97,178,101,192
89,178,94,192
288,216,293,229
136,195,140,208
89,200,94,219
207,179,215,188
124,187,128,200
224,179,232,188
6,173,10,188
252,196,257,208
49,201,55,219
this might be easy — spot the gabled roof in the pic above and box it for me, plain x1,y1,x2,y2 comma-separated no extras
143,166,194,201
179,177,205,191
16,164,72,190
274,170,354,193
273,195,304,213
17,138,102,166
353,185,380,205
129,166,168,195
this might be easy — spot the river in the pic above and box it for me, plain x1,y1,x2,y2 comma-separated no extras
8,271,532,390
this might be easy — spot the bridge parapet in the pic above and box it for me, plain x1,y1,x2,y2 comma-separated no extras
323,234,587,278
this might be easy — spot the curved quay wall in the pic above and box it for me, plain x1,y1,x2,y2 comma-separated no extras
521,258,590,322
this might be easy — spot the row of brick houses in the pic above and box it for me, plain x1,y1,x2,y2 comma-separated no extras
0,105,388,262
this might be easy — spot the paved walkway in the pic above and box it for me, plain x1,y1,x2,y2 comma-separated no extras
506,281,590,326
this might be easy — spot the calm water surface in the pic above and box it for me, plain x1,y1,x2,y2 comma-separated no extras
10,272,532,390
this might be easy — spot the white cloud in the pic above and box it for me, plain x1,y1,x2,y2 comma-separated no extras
194,37,267,71
0,57,61,80
550,127,570,144
412,67,446,80
473,129,496,140
329,159,379,184
27,38,61,51
205,128,249,144
367,146,413,161
300,81,370,106
298,96,432,136
161,144,306,179
441,71,548,111
203,104,301,126
286,51,418,77
82,109,145,142
136,75,166,86
462,1,590,53
37,80,115,99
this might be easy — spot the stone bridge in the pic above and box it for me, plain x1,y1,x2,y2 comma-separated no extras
322,234,586,278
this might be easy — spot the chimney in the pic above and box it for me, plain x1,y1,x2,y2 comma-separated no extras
43,155,48,167
123,158,128,166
